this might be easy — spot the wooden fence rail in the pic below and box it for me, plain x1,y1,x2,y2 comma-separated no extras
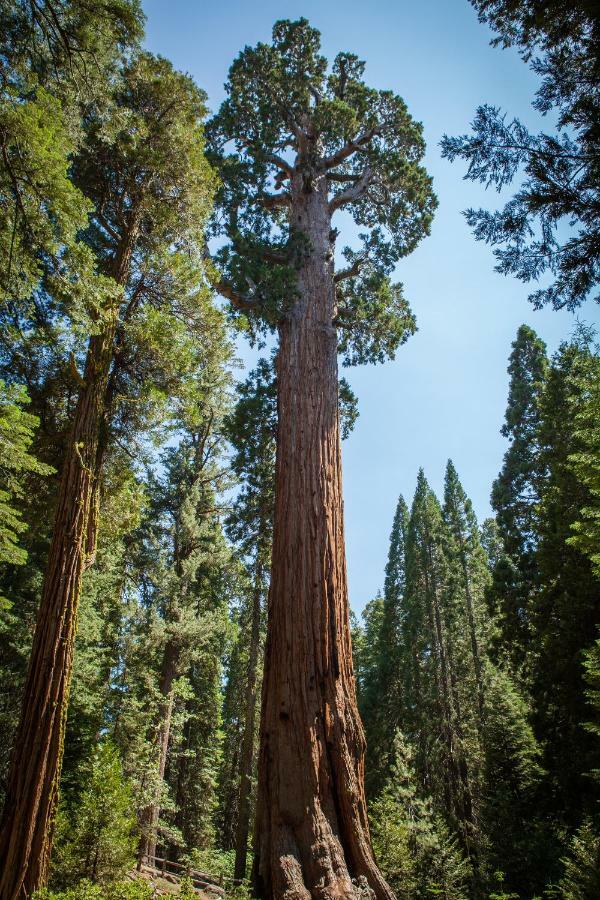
140,853,228,896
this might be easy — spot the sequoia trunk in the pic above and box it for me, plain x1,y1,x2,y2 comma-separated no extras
253,171,393,900
0,318,117,899
0,234,135,899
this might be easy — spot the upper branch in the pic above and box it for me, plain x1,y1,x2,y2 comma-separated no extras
334,253,368,283
214,277,261,311
239,138,294,178
322,128,380,169
258,192,291,210
204,248,262,312
329,167,373,213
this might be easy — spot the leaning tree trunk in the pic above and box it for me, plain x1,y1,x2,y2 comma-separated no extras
0,234,135,899
253,171,393,900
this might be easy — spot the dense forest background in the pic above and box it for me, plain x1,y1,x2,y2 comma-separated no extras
0,1,599,899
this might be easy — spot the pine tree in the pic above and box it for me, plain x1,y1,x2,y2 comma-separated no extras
369,733,470,900
443,461,490,729
403,471,480,865
441,1,599,310
529,337,600,834
221,359,275,882
566,335,600,578
0,382,53,572
208,18,436,895
489,324,548,672
558,821,600,900
360,496,409,798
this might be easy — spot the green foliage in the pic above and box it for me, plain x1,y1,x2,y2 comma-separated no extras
208,17,436,362
0,0,143,306
370,734,471,900
50,742,137,888
0,380,53,569
558,821,600,900
489,325,548,670
441,2,599,309
566,338,600,577
529,336,600,833
357,494,409,798
38,880,154,900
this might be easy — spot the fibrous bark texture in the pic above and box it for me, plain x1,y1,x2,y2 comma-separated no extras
0,237,133,899
0,320,116,900
253,172,393,900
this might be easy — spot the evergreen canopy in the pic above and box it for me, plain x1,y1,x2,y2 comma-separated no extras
207,18,436,364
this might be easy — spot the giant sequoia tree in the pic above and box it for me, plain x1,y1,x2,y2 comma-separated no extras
0,52,216,897
208,19,436,898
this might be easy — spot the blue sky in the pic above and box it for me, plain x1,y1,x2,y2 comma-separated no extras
142,0,598,614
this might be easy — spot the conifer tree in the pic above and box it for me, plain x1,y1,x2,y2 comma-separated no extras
50,742,137,888
442,0,599,310
208,18,436,897
0,51,218,895
529,338,600,833
0,382,53,571
566,335,600,578
403,471,479,866
369,732,470,900
136,407,232,863
360,496,409,798
489,324,548,671
443,461,489,729
222,359,276,882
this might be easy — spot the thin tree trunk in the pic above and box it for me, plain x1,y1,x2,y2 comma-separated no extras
0,234,135,899
139,642,178,865
234,560,264,882
253,170,393,900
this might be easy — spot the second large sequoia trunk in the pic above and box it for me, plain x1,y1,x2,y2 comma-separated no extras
253,173,393,900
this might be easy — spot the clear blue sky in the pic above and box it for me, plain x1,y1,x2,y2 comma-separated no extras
142,0,598,614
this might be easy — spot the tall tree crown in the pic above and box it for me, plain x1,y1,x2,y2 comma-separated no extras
208,18,436,364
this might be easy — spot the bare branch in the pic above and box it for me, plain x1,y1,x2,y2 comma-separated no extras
202,247,261,311
329,167,373,213
258,192,291,210
260,247,289,264
323,128,380,169
327,173,361,183
239,138,294,177
213,277,261,311
334,254,368,283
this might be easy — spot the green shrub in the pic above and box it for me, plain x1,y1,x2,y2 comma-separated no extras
37,879,154,900
50,742,138,888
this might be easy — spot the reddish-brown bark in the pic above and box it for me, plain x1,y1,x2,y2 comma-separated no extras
0,237,135,900
253,170,393,900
